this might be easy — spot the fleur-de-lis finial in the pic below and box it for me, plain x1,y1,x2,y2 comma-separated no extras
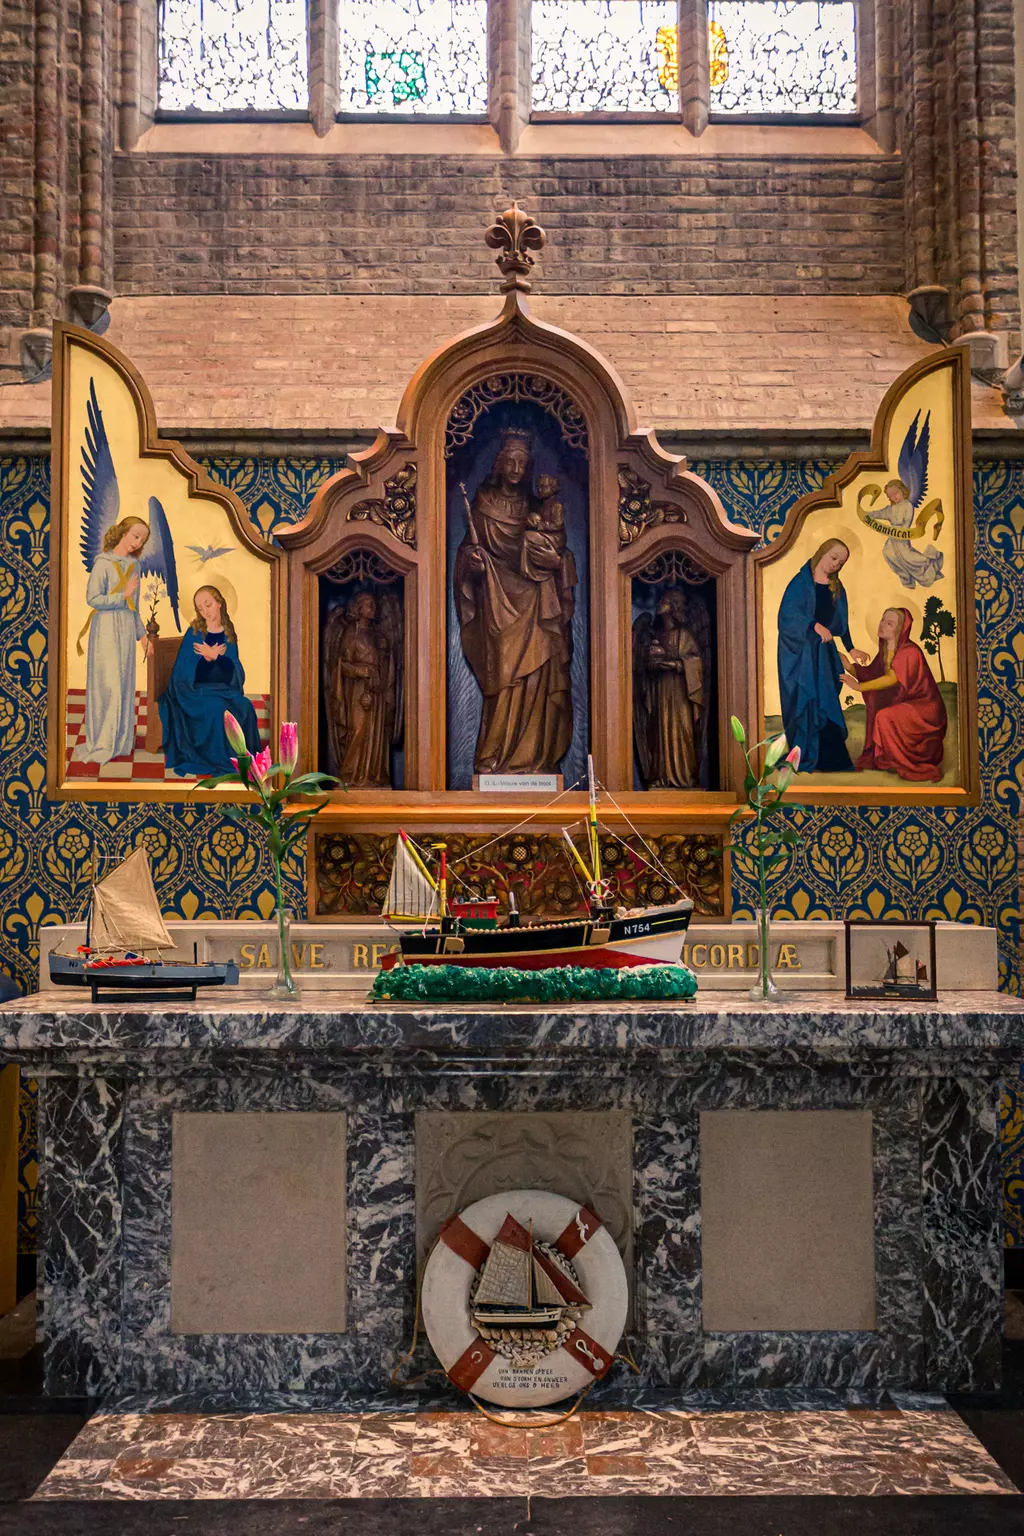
485,203,546,292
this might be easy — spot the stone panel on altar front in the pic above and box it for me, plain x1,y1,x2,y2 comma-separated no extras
171,1112,348,1336
699,1109,876,1333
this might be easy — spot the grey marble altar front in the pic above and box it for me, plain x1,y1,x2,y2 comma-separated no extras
2,989,1021,1405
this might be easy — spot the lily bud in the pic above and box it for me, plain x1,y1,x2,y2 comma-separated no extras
730,716,746,745
224,711,248,754
764,734,789,770
786,745,802,772
279,721,299,776
249,746,273,785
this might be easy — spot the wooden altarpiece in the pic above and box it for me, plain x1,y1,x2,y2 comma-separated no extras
278,208,757,920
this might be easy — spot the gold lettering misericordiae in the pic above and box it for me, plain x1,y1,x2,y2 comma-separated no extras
681,940,803,970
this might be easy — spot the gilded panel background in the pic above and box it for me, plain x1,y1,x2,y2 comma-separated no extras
2,453,1023,1250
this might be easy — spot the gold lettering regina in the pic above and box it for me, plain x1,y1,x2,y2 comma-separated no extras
856,485,944,543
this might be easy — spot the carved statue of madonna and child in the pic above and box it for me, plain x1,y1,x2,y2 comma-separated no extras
454,426,578,776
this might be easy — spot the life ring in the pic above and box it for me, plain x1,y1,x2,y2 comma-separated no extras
421,1189,628,1408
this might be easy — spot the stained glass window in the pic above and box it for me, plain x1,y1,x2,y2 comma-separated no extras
532,1,680,114
338,0,488,115
158,0,307,112
708,1,857,115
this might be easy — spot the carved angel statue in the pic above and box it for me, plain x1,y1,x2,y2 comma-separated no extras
632,587,711,789
856,411,945,589
77,378,180,763
322,590,403,787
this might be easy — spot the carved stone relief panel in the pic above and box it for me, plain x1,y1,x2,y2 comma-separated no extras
415,1110,634,1285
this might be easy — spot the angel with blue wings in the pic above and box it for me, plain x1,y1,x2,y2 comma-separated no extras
77,379,180,763
856,411,945,590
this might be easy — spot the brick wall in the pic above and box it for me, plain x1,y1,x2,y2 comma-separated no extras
0,0,41,341
111,153,907,297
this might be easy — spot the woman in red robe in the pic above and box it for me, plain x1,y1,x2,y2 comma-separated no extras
840,607,947,781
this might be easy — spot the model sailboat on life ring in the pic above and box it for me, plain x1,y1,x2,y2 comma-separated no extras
379,756,694,971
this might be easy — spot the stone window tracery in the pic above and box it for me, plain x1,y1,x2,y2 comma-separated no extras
708,0,857,116
531,0,681,115
157,0,307,114
153,0,862,129
337,0,489,116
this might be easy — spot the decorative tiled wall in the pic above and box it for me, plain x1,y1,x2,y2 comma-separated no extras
2,453,1023,1248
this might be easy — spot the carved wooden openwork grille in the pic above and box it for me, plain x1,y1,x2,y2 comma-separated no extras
323,549,403,586
445,375,589,456
634,550,714,586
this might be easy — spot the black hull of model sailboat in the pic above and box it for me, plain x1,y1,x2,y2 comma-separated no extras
391,900,694,970
49,954,240,1002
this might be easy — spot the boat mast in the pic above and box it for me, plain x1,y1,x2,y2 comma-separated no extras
433,842,449,918
528,1218,534,1309
587,755,602,895
562,827,594,886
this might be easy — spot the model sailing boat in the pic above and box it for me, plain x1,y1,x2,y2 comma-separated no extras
472,1213,590,1330
380,756,694,971
880,939,929,994
48,847,239,1001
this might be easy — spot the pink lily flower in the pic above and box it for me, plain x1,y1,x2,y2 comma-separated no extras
279,721,299,776
785,745,802,772
223,711,248,754
248,746,273,785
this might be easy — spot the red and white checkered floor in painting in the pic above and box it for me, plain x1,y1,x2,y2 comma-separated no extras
64,690,272,781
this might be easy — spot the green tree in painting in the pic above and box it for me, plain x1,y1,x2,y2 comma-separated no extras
920,595,956,682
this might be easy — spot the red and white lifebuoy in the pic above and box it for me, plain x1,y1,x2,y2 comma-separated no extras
421,1189,628,1408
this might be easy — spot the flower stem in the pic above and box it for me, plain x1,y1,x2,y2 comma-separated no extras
757,810,770,999
273,851,293,993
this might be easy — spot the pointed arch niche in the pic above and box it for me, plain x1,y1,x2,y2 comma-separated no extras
279,282,757,918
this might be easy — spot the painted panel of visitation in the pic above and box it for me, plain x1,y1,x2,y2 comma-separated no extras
758,350,976,799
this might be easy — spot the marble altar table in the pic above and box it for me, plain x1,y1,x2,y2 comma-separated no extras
1,989,1021,1405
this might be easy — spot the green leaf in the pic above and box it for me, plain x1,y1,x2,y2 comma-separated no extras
194,771,243,791
284,771,342,796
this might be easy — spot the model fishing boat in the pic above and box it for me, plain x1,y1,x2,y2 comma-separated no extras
472,1213,590,1330
48,847,239,1001
380,756,693,970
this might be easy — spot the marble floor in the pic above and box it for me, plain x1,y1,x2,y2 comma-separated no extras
31,1401,1018,1500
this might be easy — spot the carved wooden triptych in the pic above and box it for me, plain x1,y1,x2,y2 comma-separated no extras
47,217,978,917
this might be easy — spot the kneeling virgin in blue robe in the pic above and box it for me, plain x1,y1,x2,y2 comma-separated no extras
158,627,261,776
777,543,856,773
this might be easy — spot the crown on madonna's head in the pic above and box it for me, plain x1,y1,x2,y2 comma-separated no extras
499,427,532,448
